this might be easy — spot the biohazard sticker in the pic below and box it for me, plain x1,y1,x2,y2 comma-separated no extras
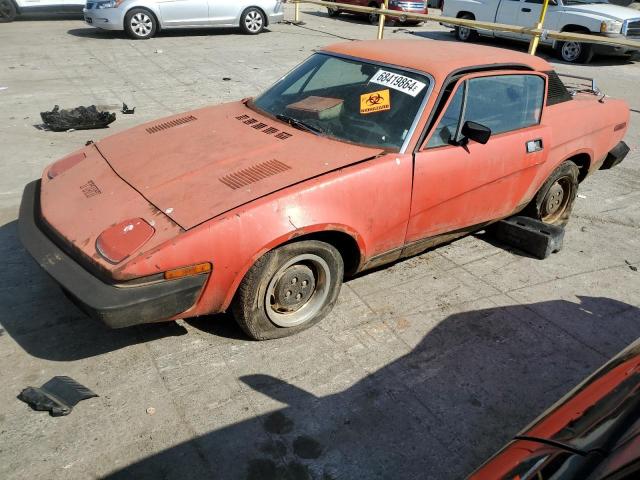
360,89,391,115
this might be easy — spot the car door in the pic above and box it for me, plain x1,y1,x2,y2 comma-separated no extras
158,0,209,27
406,72,550,244
495,0,527,39
517,0,560,44
208,0,245,25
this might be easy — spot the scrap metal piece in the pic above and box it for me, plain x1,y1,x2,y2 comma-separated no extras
121,103,135,115
40,105,116,132
18,376,98,417
491,216,564,260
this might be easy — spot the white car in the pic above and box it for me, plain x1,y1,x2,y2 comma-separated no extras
442,0,640,63
0,0,85,22
83,0,284,39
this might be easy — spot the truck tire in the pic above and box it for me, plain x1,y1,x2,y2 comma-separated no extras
232,240,344,340
455,13,479,42
327,1,340,17
0,0,17,23
523,161,579,227
368,2,380,24
556,40,594,64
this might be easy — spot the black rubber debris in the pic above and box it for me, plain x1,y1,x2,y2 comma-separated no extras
121,102,135,114
40,105,116,131
490,216,564,260
18,376,98,417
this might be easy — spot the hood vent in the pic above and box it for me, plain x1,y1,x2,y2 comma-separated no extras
219,159,291,190
235,114,292,140
146,115,197,134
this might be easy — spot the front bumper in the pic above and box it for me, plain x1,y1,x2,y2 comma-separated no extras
83,7,124,31
267,11,285,25
18,180,207,329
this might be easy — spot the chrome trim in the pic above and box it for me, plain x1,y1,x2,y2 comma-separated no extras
622,17,640,37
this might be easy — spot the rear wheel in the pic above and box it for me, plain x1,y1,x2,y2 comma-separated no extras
455,13,479,42
240,7,265,34
524,161,579,227
232,240,344,340
327,1,340,17
0,0,17,23
124,8,157,39
556,40,594,64
368,2,380,24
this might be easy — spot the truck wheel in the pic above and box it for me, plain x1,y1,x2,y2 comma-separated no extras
240,7,265,34
232,240,344,340
0,0,17,23
124,8,158,39
556,41,594,64
455,14,478,42
368,2,380,24
524,161,579,227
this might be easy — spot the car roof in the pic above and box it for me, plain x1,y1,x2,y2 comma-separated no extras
321,40,552,82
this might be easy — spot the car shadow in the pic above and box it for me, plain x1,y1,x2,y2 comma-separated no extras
0,220,188,361
102,296,640,479
66,26,274,39
15,13,83,22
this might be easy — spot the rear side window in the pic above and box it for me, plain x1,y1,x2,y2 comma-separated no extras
465,74,544,135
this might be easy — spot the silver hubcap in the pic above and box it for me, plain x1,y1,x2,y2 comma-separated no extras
131,13,153,37
265,254,331,328
245,10,263,32
458,27,471,40
562,42,581,61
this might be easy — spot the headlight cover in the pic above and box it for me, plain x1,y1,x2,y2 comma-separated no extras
600,20,623,34
96,218,155,264
96,0,123,9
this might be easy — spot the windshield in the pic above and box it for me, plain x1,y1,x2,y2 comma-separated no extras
251,53,431,151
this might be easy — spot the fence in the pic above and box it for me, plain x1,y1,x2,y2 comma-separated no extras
290,0,640,56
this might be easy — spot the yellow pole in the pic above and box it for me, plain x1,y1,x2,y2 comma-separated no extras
295,1,300,23
377,0,389,40
528,0,551,55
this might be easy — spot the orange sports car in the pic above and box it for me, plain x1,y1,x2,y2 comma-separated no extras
19,40,630,339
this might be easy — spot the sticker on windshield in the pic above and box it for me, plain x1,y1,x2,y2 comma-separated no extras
360,89,391,115
370,69,426,97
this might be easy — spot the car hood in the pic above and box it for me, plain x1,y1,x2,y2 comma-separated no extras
96,102,383,229
562,3,640,21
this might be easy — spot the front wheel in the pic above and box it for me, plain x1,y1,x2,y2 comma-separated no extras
327,1,340,17
556,41,594,64
240,7,265,35
124,9,158,39
523,161,579,227
232,240,344,340
0,0,17,23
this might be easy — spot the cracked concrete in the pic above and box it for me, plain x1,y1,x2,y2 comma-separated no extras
1,4,639,480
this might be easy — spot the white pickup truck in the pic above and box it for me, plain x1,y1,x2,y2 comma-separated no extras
442,0,640,63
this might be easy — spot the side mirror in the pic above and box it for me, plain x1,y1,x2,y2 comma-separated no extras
460,120,491,145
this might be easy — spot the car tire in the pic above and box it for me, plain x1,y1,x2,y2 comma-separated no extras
524,161,579,227
368,2,380,25
327,1,340,17
240,7,266,35
555,40,594,64
124,8,158,40
0,0,17,23
455,13,479,42
232,240,344,340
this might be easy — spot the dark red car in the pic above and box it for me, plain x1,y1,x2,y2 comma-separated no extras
469,338,640,479
326,0,428,24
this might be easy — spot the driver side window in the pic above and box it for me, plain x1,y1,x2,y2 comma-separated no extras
426,74,545,149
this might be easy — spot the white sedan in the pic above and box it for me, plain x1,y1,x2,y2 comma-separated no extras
83,0,284,39
1,0,85,22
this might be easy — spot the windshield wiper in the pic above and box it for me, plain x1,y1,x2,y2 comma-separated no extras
276,114,323,135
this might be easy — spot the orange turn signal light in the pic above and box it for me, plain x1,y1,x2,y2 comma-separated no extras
164,262,211,280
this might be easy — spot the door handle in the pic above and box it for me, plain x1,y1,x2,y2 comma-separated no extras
521,7,531,12
526,139,543,153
